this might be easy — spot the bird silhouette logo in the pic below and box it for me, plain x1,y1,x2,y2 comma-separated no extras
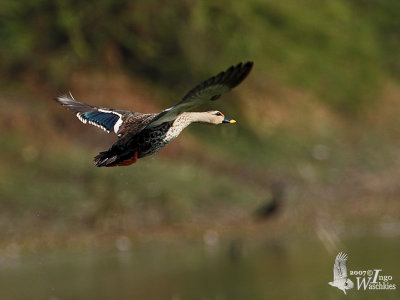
328,252,354,294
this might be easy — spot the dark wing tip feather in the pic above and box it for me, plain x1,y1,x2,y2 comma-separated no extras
54,94,75,107
213,61,253,89
187,61,253,102
208,61,253,100
54,93,96,113
228,61,253,88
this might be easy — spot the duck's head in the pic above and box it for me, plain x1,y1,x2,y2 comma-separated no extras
205,110,236,125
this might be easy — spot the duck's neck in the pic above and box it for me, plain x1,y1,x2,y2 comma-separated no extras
163,112,213,145
178,112,210,125
167,112,207,138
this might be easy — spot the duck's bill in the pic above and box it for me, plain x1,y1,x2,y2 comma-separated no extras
223,118,236,124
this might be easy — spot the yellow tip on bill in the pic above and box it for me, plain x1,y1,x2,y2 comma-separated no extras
230,119,236,124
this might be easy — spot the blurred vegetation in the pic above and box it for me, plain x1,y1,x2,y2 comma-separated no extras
1,3,400,298
1,0,400,112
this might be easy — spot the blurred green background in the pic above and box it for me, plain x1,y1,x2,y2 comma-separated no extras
0,0,400,299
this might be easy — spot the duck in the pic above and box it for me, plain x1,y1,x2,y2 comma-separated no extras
55,62,253,167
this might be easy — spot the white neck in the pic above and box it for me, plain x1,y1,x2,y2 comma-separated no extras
178,112,214,125
163,112,220,145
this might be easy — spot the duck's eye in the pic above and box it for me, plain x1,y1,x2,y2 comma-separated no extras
215,112,222,116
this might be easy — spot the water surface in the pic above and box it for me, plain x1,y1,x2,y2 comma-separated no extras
0,236,398,299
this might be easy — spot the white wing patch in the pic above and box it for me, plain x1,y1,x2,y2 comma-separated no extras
113,117,123,134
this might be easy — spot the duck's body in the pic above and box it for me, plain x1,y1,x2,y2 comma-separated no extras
56,62,253,167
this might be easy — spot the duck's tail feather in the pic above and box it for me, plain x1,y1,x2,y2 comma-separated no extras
93,151,116,167
94,149,138,167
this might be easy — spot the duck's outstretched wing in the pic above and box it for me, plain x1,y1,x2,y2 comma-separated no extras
145,61,253,128
333,252,349,281
55,94,138,135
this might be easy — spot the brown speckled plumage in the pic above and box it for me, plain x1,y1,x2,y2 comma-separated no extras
117,113,156,137
55,62,253,167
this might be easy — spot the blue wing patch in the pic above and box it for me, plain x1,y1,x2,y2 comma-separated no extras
76,110,122,133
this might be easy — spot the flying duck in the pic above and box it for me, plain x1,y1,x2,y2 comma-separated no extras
55,62,253,167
